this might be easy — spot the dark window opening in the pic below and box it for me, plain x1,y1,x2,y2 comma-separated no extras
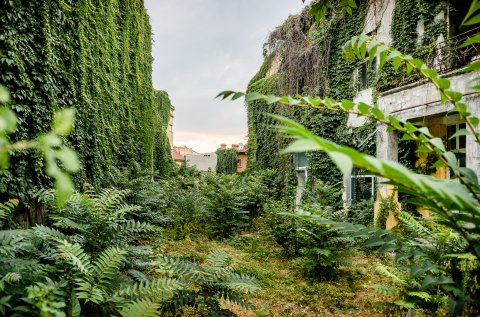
446,122,466,168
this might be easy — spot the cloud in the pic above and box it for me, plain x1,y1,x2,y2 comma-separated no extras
144,0,305,152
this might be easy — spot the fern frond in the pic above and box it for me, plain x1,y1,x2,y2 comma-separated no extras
55,240,92,274
367,283,399,296
407,291,432,301
0,272,21,291
92,247,127,285
115,278,184,299
0,198,18,227
74,279,105,304
155,256,205,283
128,269,150,282
117,220,159,234
219,273,260,294
0,230,29,256
217,287,255,309
204,250,232,272
109,205,143,220
397,212,431,239
375,264,408,286
31,224,70,242
95,188,131,213
119,299,160,317
51,217,89,232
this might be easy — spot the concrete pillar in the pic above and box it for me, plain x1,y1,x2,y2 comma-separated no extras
374,123,399,229
466,104,480,180
295,170,307,206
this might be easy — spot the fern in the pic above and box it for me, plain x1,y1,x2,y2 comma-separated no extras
397,212,431,239
204,250,232,272
0,230,29,256
219,273,260,294
375,264,408,286
92,247,127,286
0,272,21,291
0,199,18,228
119,299,160,317
55,240,92,274
117,220,159,234
115,278,184,299
74,280,105,304
31,225,71,242
368,283,399,296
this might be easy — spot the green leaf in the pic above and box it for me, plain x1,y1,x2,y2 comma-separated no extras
216,91,235,99
462,0,480,26
0,150,9,169
328,151,353,176
55,172,74,208
434,78,451,90
459,168,479,185
0,86,10,104
445,90,463,102
421,68,438,79
283,139,320,153
469,116,479,128
56,148,80,173
459,34,480,48
0,107,17,134
357,102,370,114
53,109,75,136
231,92,245,100
429,138,445,152
466,60,480,72
341,99,355,111
448,129,468,139
443,152,458,168
245,92,264,102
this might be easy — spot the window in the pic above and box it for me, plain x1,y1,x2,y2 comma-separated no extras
356,57,377,91
295,152,308,170
446,123,466,167
350,175,375,205
237,159,241,166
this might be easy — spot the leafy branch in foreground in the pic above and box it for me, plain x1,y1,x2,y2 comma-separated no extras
0,86,79,207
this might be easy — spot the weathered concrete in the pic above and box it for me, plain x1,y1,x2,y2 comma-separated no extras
363,0,395,44
377,70,480,179
185,153,217,172
348,88,373,127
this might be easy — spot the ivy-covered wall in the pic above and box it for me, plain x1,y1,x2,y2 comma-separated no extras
0,0,171,198
246,0,449,199
216,148,238,175
246,2,373,198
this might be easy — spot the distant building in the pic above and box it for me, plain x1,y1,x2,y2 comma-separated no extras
219,143,248,173
185,152,217,172
171,146,195,165
167,105,174,148
171,148,184,165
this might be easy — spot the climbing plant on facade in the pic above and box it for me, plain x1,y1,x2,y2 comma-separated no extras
0,0,172,203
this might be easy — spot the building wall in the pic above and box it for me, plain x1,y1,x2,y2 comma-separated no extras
185,153,217,172
237,153,247,172
167,106,174,148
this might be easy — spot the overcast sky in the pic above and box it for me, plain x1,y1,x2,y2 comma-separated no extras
144,0,307,153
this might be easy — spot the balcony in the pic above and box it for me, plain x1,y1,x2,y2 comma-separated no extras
425,26,480,75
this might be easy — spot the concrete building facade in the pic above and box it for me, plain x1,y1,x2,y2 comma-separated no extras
342,0,480,223
185,152,217,172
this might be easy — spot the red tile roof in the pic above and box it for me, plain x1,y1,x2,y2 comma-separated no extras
171,148,184,161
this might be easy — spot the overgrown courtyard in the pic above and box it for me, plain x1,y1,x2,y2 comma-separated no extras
1,0,480,316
